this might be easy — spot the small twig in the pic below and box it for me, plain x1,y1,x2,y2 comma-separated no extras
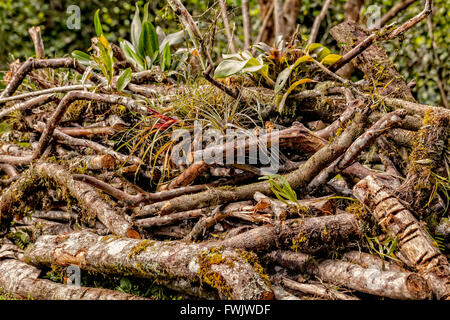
73,174,208,206
254,1,274,45
0,84,92,105
331,0,432,72
28,26,45,59
379,0,416,27
308,0,333,45
241,0,252,49
218,0,237,53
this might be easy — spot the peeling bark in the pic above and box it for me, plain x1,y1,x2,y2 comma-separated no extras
353,175,450,299
266,250,430,300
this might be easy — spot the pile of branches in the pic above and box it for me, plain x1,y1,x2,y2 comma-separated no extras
0,0,448,300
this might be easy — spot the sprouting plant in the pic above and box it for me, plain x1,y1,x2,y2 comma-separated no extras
364,234,401,267
214,50,269,81
259,174,298,205
8,230,31,250
72,10,126,90
119,2,185,72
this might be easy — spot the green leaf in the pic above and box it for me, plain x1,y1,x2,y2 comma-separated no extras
275,67,291,92
275,56,313,92
160,43,171,71
131,4,142,49
305,43,322,53
214,59,248,78
117,68,132,92
120,40,145,71
317,47,331,61
160,30,186,50
241,57,264,74
138,21,159,60
143,2,150,23
291,55,314,69
72,50,92,65
94,9,103,37
277,79,313,112
321,54,342,65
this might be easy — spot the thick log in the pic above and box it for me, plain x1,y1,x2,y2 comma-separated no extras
24,231,274,300
218,213,360,253
342,251,407,272
353,175,450,299
0,162,139,238
0,259,146,300
266,250,430,300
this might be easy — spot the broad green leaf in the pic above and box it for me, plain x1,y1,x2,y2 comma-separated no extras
321,54,342,65
117,68,132,92
156,26,166,44
139,21,159,60
241,57,264,73
222,53,244,60
214,59,248,78
120,40,145,71
275,56,313,92
305,43,322,53
72,50,92,65
275,67,291,92
277,78,313,112
317,47,331,61
160,43,171,71
94,9,103,37
291,55,314,69
160,30,186,50
241,50,253,60
131,4,142,49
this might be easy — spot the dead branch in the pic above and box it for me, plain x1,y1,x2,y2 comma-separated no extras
24,231,274,300
353,175,450,299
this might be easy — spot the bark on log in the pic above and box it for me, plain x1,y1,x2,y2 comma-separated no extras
330,22,415,101
0,161,139,238
32,162,140,239
353,175,450,299
277,275,359,300
0,259,146,300
266,250,430,300
342,250,407,272
218,213,360,253
24,231,274,300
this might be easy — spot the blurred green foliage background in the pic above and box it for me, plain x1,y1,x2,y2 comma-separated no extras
0,0,448,105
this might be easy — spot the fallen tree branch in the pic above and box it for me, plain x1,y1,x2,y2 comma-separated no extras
24,231,274,300
353,175,450,299
0,258,146,300
266,250,430,300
